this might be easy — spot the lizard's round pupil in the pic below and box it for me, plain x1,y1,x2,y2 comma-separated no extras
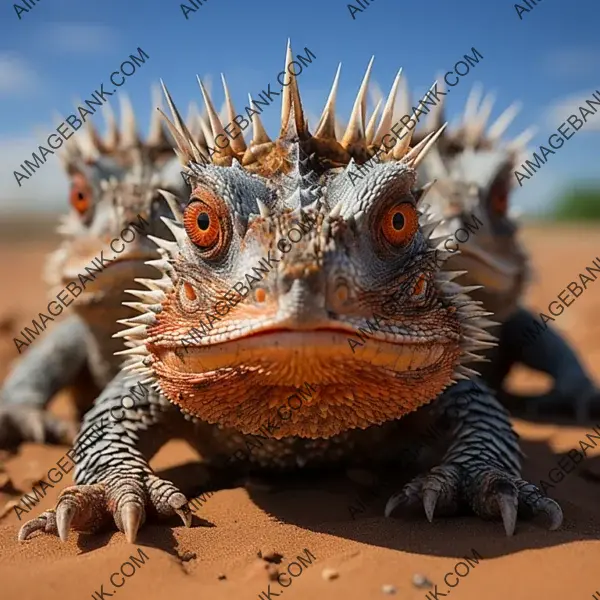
197,212,210,231
77,192,84,201
392,212,405,230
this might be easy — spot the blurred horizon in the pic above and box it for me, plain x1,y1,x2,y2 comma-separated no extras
1,0,599,216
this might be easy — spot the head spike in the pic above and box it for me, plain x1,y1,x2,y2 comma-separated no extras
372,68,402,147
280,39,307,137
463,83,483,125
341,56,374,152
365,99,382,146
159,80,205,165
488,101,522,141
197,76,236,159
424,74,446,133
119,93,140,148
248,93,271,146
221,73,247,154
314,63,342,140
407,123,448,168
148,84,170,149
101,102,119,150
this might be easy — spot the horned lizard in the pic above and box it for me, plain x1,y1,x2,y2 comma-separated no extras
18,45,563,544
0,89,189,448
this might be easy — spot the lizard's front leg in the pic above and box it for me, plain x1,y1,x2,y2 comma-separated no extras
18,371,192,543
385,379,564,536
0,316,89,447
497,307,599,422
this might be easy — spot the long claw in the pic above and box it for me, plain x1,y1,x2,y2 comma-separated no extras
56,503,76,542
497,493,518,537
422,489,439,523
384,493,404,518
169,493,192,527
18,516,48,541
176,506,193,528
121,503,144,543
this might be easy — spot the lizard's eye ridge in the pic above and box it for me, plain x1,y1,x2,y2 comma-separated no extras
382,203,418,246
184,201,220,249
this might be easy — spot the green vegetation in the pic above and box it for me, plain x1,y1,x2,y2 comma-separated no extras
551,186,600,221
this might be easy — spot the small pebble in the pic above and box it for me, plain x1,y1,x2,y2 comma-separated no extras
412,573,432,589
259,550,284,564
382,584,397,595
179,551,197,562
218,574,227,581
322,568,339,581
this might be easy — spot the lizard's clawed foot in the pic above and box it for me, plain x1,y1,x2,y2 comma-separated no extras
0,405,76,449
18,474,192,543
385,463,563,536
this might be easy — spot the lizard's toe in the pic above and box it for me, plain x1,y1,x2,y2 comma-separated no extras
385,464,462,520
18,510,57,541
514,479,563,531
464,468,562,536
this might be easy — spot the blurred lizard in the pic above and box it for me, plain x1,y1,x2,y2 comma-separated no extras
400,81,599,422
0,90,193,448
19,48,562,543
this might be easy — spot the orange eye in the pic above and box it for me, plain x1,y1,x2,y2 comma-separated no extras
69,175,92,216
183,200,221,249
382,203,419,246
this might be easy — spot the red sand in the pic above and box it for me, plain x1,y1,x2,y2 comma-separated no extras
1,224,599,600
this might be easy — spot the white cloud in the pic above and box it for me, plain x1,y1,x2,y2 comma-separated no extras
0,53,40,97
545,90,600,131
0,134,68,213
40,23,118,54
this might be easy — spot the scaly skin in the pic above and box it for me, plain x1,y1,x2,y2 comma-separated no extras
0,90,190,448
413,83,599,421
19,47,563,544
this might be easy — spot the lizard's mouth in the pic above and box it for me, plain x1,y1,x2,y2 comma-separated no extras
150,328,461,439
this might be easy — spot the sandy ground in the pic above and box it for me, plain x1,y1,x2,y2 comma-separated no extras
0,223,599,600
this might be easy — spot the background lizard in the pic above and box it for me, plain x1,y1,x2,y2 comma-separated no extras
408,82,599,422
0,89,190,448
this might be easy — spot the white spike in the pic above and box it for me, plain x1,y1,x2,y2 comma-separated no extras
160,216,188,244
119,93,139,147
147,234,179,256
125,289,166,304
329,200,344,220
488,101,522,141
256,199,270,218
113,325,147,339
115,346,149,357
372,68,403,147
118,313,157,326
409,123,448,168
508,126,537,150
158,189,184,223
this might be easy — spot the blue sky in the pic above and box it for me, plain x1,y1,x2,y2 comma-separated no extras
1,0,599,214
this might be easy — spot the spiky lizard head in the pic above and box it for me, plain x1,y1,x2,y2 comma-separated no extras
119,45,496,440
405,83,533,321
46,89,190,322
